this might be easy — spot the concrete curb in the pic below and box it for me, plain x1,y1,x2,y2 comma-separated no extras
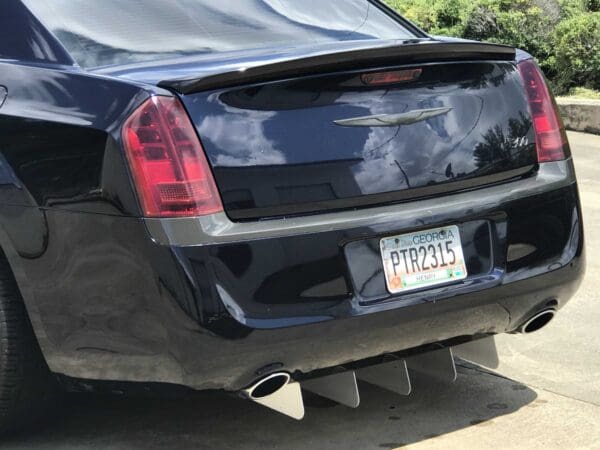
556,98,600,135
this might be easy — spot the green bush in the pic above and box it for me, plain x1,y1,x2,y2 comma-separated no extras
383,0,599,94
480,1,555,74
384,0,474,36
463,6,499,40
559,0,589,17
552,12,600,92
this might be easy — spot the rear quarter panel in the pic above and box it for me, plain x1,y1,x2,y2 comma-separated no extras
0,61,166,369
0,62,149,216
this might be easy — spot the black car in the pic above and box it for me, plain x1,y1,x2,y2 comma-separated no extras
0,0,584,429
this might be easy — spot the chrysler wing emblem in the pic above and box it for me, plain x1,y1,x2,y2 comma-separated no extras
334,107,452,127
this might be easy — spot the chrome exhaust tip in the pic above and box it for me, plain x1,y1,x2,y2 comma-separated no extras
243,372,305,420
247,373,291,400
519,309,556,334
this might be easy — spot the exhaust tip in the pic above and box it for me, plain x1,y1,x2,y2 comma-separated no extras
244,372,305,420
248,373,291,400
520,309,556,334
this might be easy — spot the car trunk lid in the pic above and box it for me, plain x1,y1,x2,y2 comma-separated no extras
104,40,538,220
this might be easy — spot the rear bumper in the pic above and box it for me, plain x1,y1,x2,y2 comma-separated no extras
199,260,584,390
44,259,584,392
12,161,585,391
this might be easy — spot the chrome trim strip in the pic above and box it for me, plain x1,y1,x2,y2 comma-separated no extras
144,161,576,247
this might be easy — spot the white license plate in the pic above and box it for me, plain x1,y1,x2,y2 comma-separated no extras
380,225,467,294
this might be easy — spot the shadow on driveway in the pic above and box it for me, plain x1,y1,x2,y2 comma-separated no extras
3,362,536,449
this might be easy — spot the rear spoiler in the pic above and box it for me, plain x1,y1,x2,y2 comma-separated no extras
159,41,516,94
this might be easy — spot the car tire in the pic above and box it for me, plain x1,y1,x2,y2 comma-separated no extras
0,253,59,434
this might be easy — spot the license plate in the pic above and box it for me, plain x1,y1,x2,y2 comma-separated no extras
380,225,467,294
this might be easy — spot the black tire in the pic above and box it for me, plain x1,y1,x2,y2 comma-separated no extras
0,252,59,434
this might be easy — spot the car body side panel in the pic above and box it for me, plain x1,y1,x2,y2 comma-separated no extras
0,61,160,361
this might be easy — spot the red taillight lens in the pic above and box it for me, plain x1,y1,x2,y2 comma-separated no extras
122,96,223,218
517,59,569,163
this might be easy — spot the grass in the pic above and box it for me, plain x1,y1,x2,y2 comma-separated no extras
564,87,600,100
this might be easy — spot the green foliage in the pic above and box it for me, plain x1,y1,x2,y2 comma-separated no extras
558,0,589,18
552,12,600,91
383,0,599,94
481,2,554,75
384,0,474,36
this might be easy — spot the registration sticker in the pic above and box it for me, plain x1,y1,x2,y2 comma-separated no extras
380,225,467,294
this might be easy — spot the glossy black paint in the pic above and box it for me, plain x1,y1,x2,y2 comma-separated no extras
160,41,514,93
179,182,582,327
180,61,538,219
0,60,159,216
0,181,583,390
0,0,585,392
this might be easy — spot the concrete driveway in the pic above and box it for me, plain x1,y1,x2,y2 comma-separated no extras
4,132,600,450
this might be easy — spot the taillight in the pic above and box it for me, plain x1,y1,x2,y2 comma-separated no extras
122,96,223,218
517,59,569,163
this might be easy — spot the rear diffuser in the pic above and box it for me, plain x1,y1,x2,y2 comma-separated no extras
244,338,499,419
